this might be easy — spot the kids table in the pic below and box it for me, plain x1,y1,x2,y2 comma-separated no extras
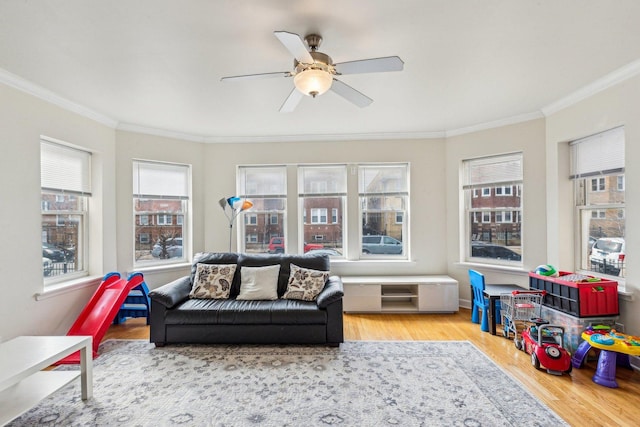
571,329,640,388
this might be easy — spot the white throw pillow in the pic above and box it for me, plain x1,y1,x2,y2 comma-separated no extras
236,265,280,300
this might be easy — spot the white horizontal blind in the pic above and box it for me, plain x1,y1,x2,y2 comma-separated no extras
238,166,287,198
133,160,190,199
463,153,522,189
570,126,625,179
359,164,409,196
41,140,92,195
298,165,347,197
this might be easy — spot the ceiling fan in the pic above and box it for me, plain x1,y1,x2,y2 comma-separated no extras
221,31,404,112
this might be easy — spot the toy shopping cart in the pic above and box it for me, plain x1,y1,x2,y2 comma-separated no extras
500,290,546,346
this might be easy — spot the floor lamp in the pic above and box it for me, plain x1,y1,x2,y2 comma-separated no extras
219,196,253,252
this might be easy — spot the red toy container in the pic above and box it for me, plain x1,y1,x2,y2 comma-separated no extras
529,271,618,317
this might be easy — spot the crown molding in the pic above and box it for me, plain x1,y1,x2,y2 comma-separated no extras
444,111,545,138
541,58,640,117
5,58,640,143
0,67,118,128
116,123,209,143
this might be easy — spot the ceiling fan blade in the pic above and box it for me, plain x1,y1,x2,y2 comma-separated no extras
221,71,291,82
279,88,304,113
330,78,373,108
274,31,314,64
334,56,404,75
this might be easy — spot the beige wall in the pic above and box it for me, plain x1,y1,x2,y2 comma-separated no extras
2,72,639,341
445,119,548,306
202,138,449,277
545,74,640,332
114,131,206,287
0,83,116,340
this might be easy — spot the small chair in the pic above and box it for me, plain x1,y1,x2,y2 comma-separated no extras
469,269,500,333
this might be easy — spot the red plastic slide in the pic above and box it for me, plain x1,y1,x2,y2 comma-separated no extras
55,272,145,364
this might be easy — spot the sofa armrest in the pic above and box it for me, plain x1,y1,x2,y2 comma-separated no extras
148,276,192,309
316,275,344,309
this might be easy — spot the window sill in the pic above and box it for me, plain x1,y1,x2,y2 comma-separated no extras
132,262,191,275
35,275,103,301
455,261,528,276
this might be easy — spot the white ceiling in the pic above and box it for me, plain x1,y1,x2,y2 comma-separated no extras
2,0,640,142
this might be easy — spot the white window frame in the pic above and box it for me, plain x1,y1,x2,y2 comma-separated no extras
359,163,409,259
41,138,91,284
571,126,625,284
463,153,523,265
133,160,191,267
311,208,328,224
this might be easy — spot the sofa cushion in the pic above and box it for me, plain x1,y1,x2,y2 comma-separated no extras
237,253,331,297
165,299,327,325
236,265,280,300
283,263,329,301
189,263,236,299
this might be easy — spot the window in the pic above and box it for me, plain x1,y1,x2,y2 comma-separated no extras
133,160,190,265
359,164,409,258
395,212,403,224
41,139,91,281
463,153,523,264
157,214,172,225
481,188,490,197
495,186,512,196
299,165,346,255
571,126,625,279
238,166,287,253
245,214,258,225
591,177,605,192
311,208,328,224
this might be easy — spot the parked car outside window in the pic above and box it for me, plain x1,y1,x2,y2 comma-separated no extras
42,243,66,262
151,237,183,259
471,242,521,261
362,235,403,255
43,257,53,276
589,237,625,276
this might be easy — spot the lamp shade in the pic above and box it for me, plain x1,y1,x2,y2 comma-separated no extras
294,69,333,97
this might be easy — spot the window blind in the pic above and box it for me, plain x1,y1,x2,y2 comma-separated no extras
238,166,287,198
570,126,625,179
298,165,347,197
133,160,190,199
463,153,522,190
41,140,92,196
359,164,409,196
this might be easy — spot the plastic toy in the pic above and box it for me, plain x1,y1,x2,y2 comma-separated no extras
55,272,145,364
518,320,573,375
572,326,640,387
534,264,559,277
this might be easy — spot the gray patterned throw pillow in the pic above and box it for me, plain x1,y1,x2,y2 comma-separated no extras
283,263,329,301
189,263,236,299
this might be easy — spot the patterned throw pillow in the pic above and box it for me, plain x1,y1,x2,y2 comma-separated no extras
283,263,329,301
189,263,236,299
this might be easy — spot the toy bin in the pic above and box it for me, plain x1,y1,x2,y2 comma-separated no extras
539,305,618,355
529,271,618,317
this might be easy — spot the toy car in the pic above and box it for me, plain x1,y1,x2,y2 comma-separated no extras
518,322,572,375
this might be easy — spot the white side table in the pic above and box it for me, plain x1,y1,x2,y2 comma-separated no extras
0,335,93,426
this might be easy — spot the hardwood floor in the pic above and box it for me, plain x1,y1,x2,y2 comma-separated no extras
105,309,639,426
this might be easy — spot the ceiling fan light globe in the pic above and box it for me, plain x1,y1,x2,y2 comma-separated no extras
294,69,333,97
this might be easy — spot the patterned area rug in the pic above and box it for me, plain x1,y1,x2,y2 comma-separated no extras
9,340,567,426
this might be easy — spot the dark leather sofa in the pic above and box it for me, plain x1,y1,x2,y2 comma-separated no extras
149,252,344,346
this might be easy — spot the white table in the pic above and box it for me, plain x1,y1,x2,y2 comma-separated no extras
0,335,93,426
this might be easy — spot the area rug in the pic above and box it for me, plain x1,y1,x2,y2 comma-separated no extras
9,340,567,426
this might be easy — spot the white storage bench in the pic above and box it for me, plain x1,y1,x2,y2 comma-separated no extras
341,275,459,313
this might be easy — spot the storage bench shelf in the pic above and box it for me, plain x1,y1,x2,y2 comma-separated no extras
342,275,459,313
